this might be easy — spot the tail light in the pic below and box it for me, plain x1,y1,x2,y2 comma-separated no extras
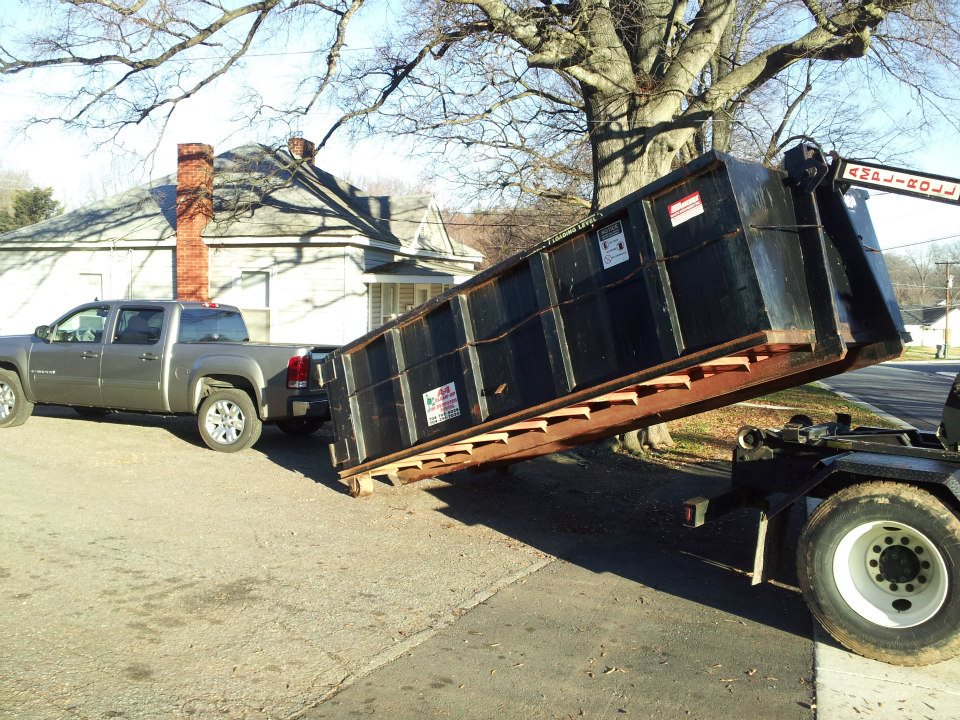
286,355,310,389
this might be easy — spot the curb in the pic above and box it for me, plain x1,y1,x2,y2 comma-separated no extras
815,382,913,429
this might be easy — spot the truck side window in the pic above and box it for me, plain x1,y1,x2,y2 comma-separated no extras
52,306,109,343
114,308,164,345
177,309,249,343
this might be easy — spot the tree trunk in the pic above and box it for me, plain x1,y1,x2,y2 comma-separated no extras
583,88,681,209
585,89,681,452
619,425,677,455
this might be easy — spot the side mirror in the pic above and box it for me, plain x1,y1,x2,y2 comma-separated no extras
34,325,51,341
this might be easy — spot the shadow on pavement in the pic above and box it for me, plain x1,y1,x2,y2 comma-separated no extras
31,405,345,491
422,451,811,640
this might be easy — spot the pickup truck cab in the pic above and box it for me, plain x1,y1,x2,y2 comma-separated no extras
0,300,335,452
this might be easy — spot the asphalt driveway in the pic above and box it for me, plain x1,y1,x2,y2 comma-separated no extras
1,407,814,720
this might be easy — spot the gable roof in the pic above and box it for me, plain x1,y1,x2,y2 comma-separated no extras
0,143,480,261
0,179,174,247
900,305,960,326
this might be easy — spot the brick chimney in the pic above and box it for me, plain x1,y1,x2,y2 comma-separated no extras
175,143,213,301
287,136,316,162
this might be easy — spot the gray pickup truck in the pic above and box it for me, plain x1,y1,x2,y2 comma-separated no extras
0,300,335,452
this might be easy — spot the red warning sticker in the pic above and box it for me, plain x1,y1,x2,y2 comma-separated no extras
668,191,704,227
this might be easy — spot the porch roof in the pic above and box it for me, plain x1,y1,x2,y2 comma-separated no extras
361,258,475,285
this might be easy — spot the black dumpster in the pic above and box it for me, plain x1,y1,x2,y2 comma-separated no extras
320,146,905,491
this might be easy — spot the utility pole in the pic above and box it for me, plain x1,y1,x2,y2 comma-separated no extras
936,261,956,359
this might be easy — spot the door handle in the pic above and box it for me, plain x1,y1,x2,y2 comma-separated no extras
79,351,100,359
138,353,159,361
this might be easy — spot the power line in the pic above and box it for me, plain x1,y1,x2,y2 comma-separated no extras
884,232,960,252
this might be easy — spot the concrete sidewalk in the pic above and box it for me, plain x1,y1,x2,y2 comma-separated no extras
302,542,815,720
815,633,960,720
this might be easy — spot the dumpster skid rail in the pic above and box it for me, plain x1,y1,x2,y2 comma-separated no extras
320,144,907,496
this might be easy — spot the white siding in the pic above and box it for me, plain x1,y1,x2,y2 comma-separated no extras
368,283,382,333
366,281,453,333
208,245,370,345
0,247,174,335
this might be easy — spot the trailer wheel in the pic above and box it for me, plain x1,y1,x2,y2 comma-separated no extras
198,389,263,453
797,481,960,665
0,369,34,428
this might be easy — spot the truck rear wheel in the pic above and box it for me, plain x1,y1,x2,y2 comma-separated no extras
198,389,262,453
0,369,34,428
797,481,960,665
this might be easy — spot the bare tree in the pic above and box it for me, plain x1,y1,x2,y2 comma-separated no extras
2,0,958,209
446,200,586,267
0,168,31,214
886,247,940,308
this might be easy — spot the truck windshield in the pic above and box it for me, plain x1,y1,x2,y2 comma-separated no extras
177,309,249,343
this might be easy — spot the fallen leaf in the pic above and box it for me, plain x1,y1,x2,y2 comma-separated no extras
746,668,757,676
603,667,626,674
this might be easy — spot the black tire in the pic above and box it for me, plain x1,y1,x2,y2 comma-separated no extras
797,481,960,665
74,407,111,418
197,389,263,453
0,369,34,428
275,417,325,436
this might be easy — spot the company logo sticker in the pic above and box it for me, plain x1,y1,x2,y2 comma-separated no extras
423,382,461,426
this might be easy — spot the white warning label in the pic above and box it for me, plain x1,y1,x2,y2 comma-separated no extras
598,221,629,269
668,191,705,227
423,382,461,427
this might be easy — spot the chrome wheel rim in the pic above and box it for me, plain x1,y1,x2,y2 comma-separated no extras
0,381,14,421
834,520,948,628
204,399,245,445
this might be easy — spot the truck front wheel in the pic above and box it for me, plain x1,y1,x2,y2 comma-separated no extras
797,481,960,665
0,369,34,428
198,389,263,453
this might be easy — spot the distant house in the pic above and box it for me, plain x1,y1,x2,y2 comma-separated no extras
0,138,481,343
900,304,960,347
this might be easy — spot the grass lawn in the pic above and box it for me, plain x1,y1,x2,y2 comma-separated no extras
655,382,899,467
899,345,957,361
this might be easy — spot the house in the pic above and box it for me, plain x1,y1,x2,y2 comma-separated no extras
0,138,482,343
900,304,960,347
